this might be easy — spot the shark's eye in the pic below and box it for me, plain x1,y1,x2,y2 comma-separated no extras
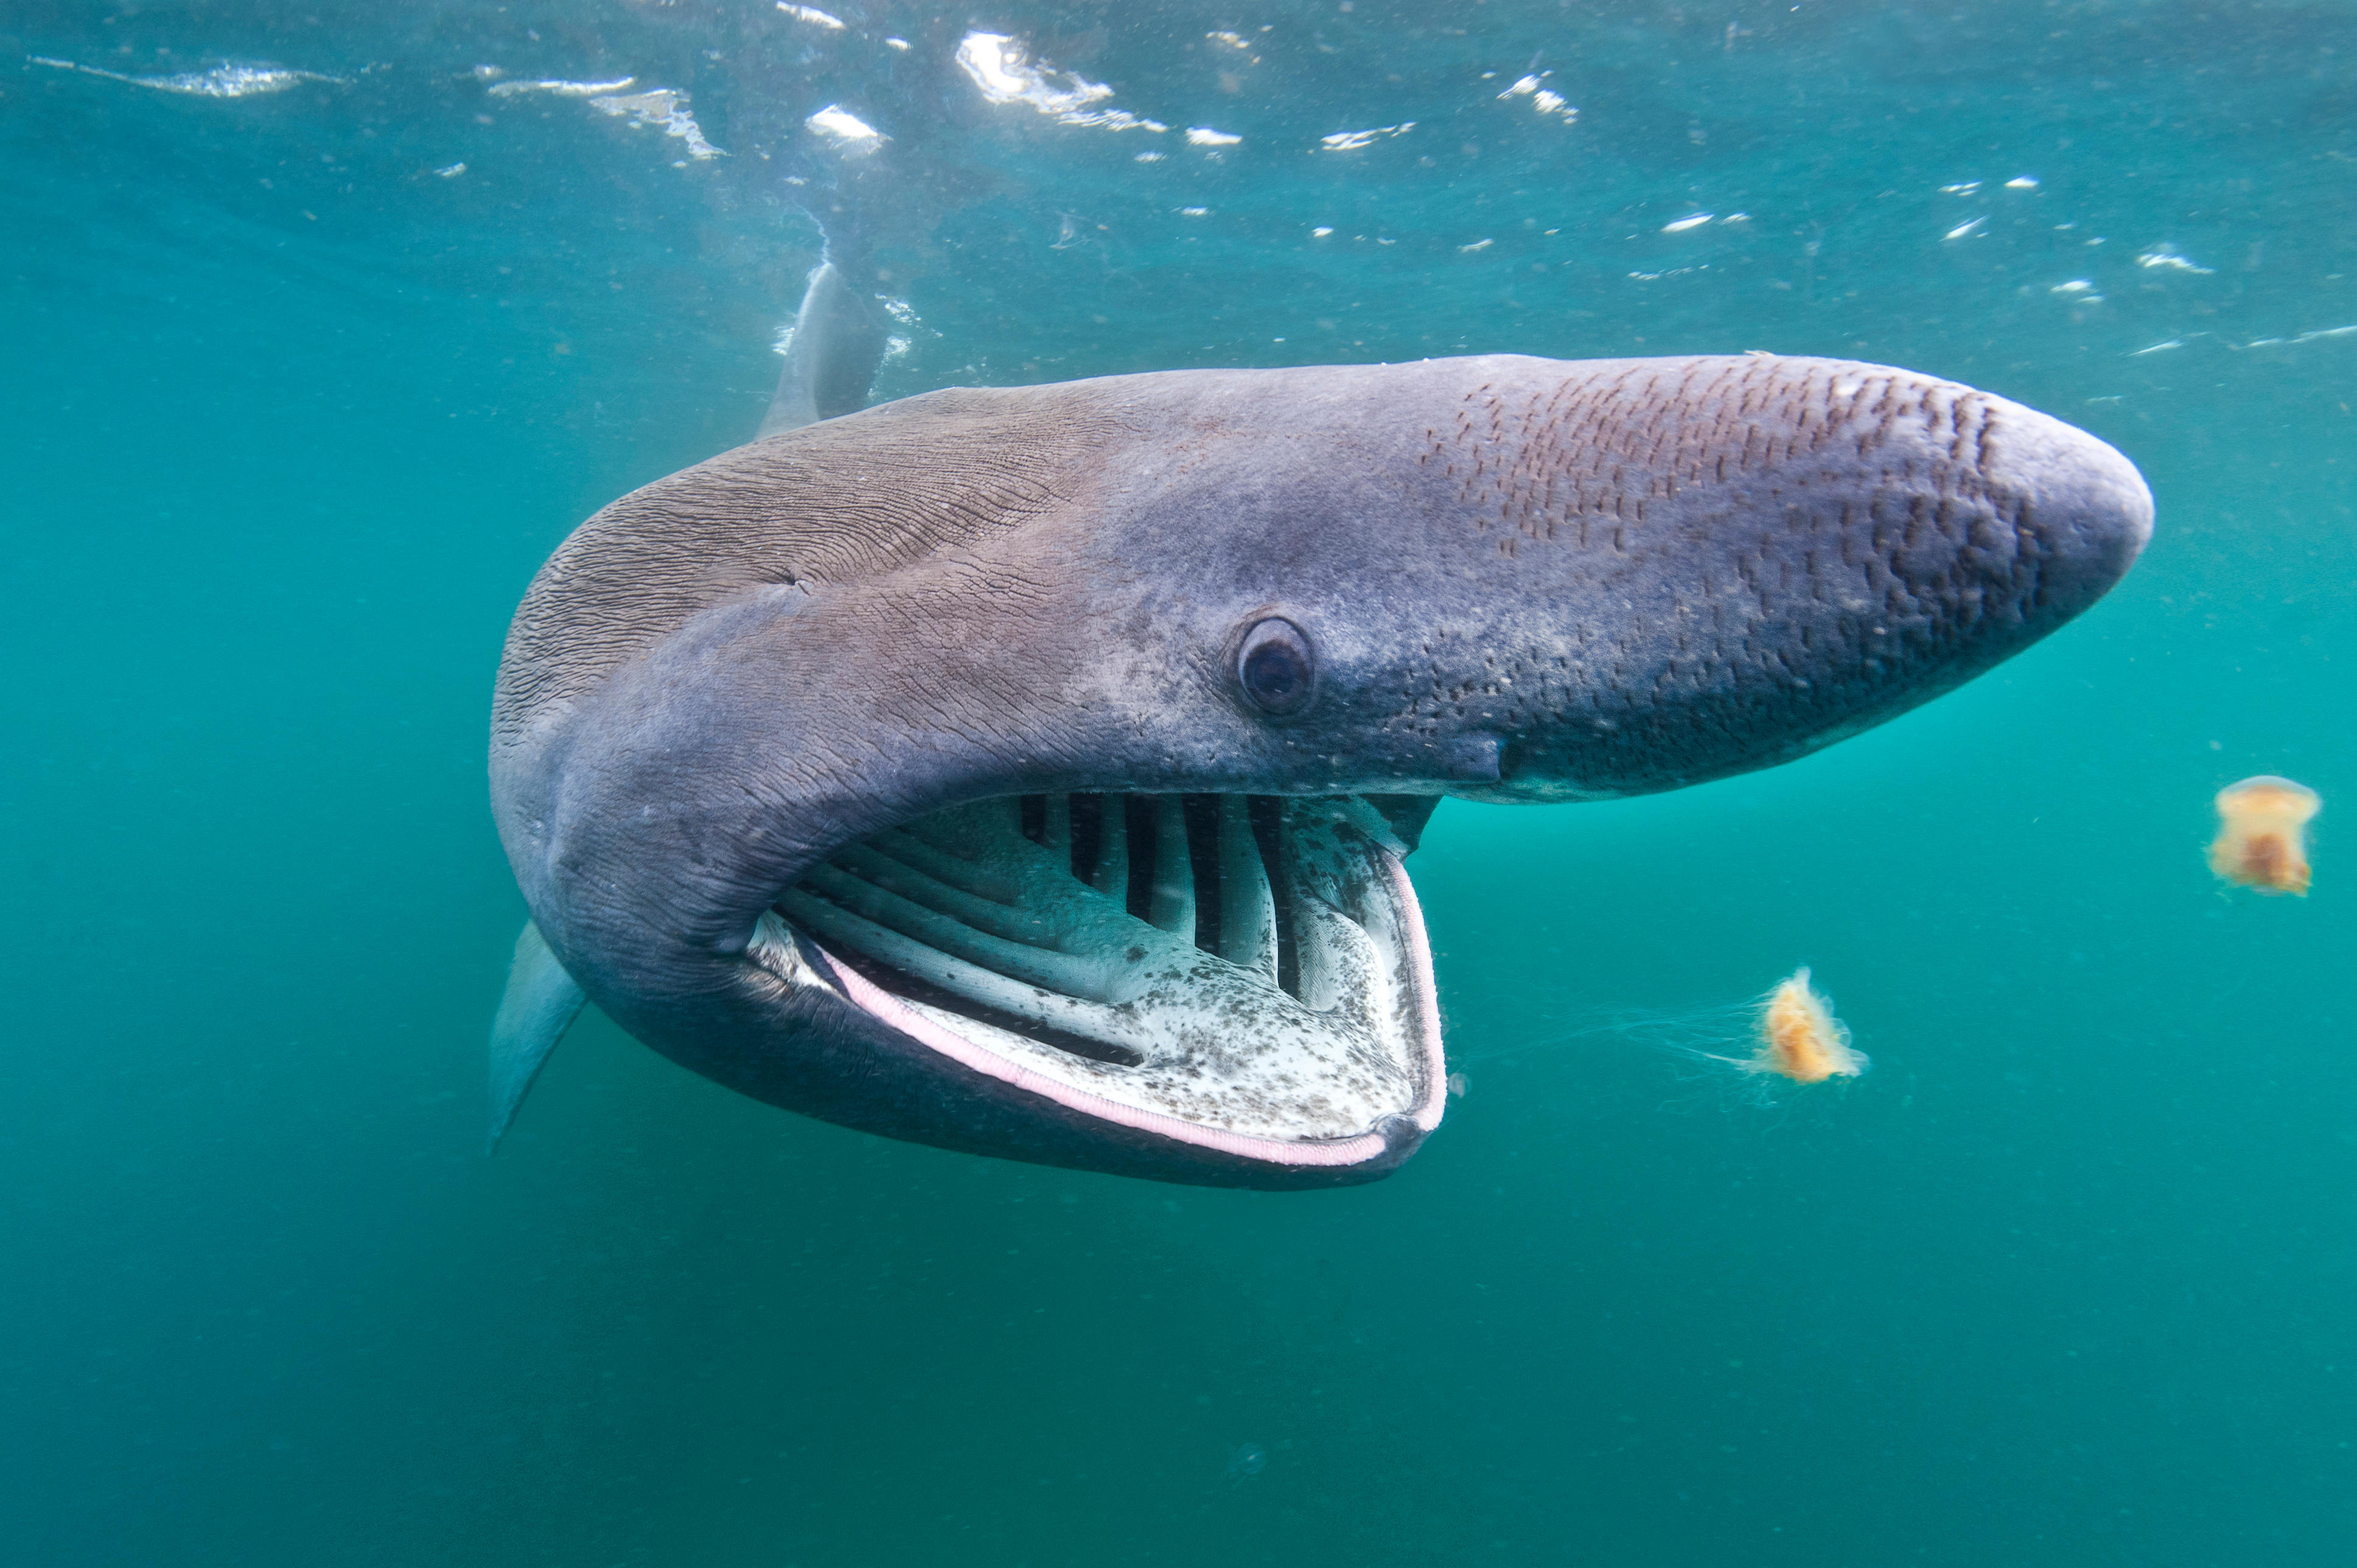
1236,618,1316,717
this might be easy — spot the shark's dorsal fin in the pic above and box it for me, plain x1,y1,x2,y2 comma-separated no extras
486,920,587,1154
758,260,889,439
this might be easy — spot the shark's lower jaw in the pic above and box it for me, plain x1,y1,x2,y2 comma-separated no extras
749,793,1447,1163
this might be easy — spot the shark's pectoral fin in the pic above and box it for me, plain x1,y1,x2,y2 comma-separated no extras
486,920,587,1154
757,260,888,439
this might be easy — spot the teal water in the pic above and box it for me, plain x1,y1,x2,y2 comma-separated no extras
5,3,2354,1563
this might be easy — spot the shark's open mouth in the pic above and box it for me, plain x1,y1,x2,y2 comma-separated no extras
747,793,1447,1163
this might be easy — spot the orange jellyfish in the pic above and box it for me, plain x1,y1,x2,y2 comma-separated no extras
2209,775,2320,895
1745,967,1868,1084
2206,773,2319,891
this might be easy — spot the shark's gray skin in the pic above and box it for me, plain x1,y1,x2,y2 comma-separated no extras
488,352,2151,1186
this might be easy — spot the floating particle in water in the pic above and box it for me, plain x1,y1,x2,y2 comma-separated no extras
955,32,1168,134
1495,72,1577,122
1226,1443,1268,1482
2209,775,2320,896
1319,122,1415,152
29,54,347,97
2137,245,2216,274
576,88,725,159
488,76,638,99
1745,968,1867,1084
1447,1070,1468,1098
803,103,883,157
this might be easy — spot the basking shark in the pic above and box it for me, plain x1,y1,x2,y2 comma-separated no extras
487,320,2151,1186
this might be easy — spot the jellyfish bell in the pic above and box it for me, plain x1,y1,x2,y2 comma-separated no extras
1742,967,1868,1084
2209,775,2320,896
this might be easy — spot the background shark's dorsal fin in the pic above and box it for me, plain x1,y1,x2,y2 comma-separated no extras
758,260,889,439
486,921,587,1154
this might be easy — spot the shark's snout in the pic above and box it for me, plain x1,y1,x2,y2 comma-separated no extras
1982,400,2154,617
1805,387,2154,706
1435,361,2155,800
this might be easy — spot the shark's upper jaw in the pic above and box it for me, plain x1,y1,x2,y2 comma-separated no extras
747,792,1447,1162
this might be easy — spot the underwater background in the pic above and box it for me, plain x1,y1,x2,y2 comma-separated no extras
5,1,2354,1563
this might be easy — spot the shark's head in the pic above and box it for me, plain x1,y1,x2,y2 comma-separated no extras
491,354,2150,1186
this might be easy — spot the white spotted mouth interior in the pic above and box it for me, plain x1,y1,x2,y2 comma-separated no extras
748,793,1446,1153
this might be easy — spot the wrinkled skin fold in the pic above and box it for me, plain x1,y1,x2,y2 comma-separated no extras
491,354,2151,1186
